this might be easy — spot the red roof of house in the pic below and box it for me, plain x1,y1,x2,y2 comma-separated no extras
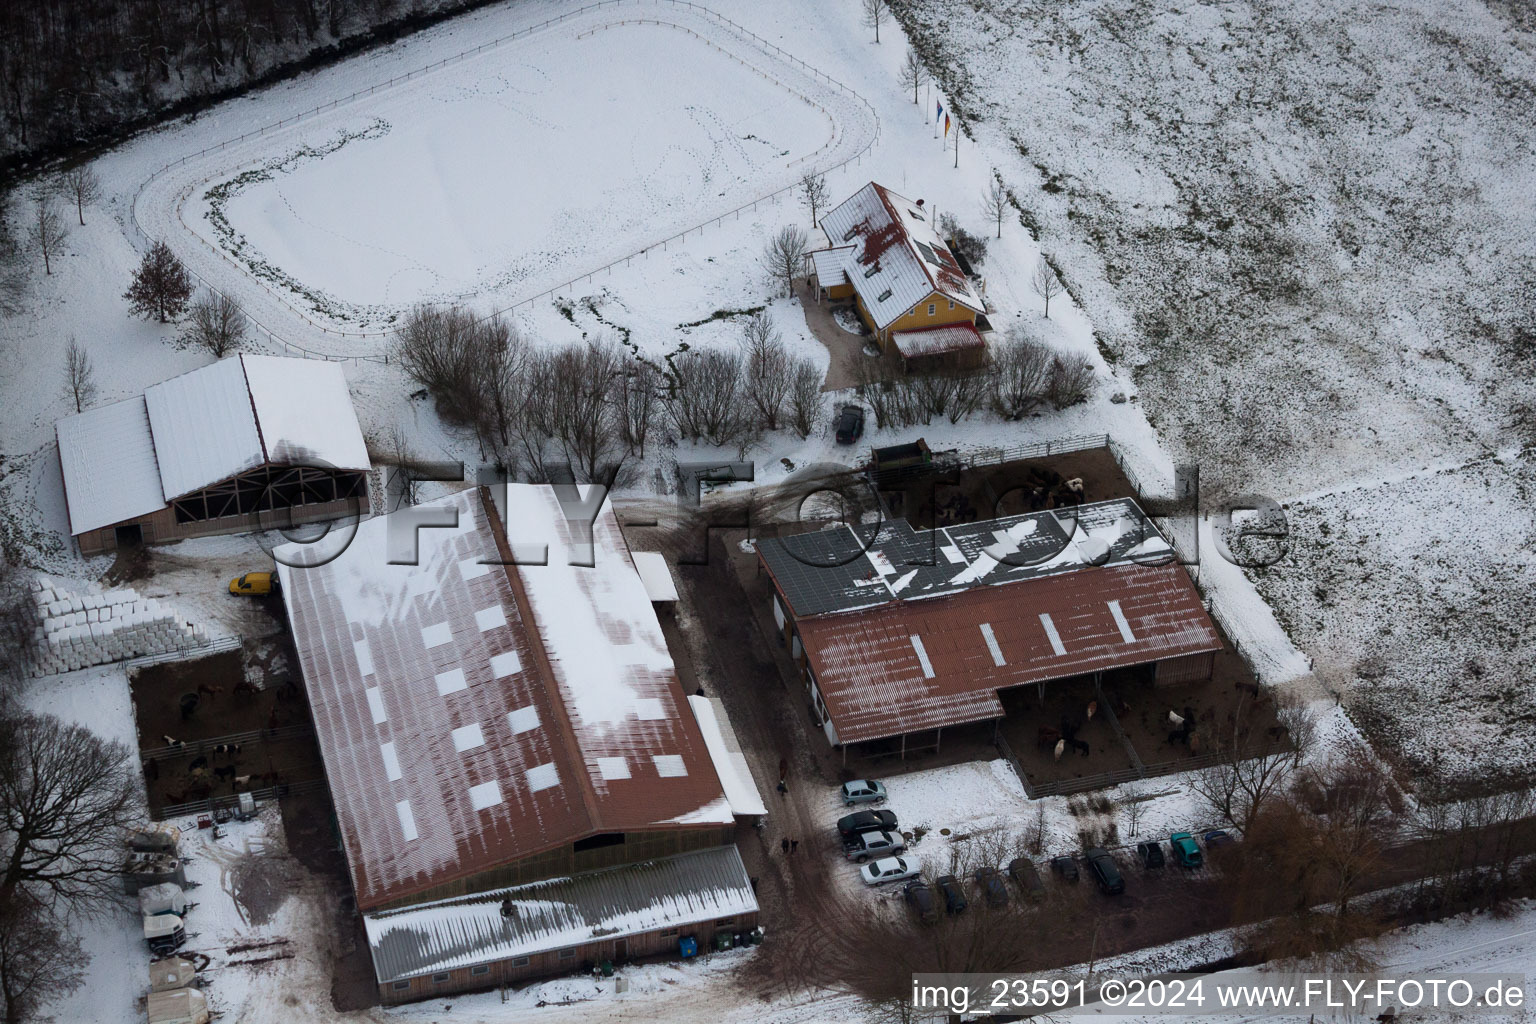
795,562,1220,744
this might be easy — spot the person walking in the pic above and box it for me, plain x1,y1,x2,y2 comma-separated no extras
790,838,799,855
781,837,790,855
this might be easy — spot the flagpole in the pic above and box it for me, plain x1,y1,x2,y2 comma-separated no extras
955,122,960,168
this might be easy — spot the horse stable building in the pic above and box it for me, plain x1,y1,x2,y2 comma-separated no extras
755,498,1221,759
55,354,371,556
805,181,989,370
276,484,761,1004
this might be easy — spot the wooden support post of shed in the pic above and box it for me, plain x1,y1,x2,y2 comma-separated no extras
935,727,942,754
900,732,907,761
841,743,848,768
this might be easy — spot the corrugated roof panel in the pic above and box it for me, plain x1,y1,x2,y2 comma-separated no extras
240,354,369,471
55,396,168,535
143,356,263,499
364,846,758,983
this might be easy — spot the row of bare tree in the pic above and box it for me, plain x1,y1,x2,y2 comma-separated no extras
856,327,1095,430
0,560,140,1024
392,306,826,488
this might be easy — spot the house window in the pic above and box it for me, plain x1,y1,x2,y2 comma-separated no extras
876,289,892,302
557,949,576,961
948,300,955,310
511,957,530,967
392,981,411,991
927,303,936,316
863,263,881,278
661,928,679,937
433,972,451,983
471,965,491,977
716,917,735,926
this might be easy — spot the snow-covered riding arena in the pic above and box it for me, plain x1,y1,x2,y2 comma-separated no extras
131,1,878,336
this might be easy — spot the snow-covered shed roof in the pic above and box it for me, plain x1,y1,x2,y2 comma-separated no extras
276,486,729,910
807,244,855,286
795,561,1222,744
688,696,767,817
146,354,369,499
55,396,167,535
892,323,986,359
364,845,757,983
631,551,679,602
818,183,984,331
56,354,370,535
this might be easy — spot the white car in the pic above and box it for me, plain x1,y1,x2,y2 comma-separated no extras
860,855,922,886
844,830,906,862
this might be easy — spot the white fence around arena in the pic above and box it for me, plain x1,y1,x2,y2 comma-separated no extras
126,0,883,365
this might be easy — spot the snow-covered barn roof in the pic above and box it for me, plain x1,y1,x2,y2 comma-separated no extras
276,486,729,910
631,551,679,602
818,182,984,331
757,498,1175,619
756,498,1221,744
364,845,757,984
146,354,369,499
55,396,167,535
55,354,370,535
794,561,1221,744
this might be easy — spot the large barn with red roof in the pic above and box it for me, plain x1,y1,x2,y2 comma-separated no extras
755,498,1221,758
276,485,759,1003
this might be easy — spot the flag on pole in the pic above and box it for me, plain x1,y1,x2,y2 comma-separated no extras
936,100,944,126
944,113,952,137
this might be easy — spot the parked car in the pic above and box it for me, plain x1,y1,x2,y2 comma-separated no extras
1170,832,1204,869
1084,847,1126,895
935,874,968,914
837,809,898,840
1008,856,1046,901
843,830,905,863
834,404,866,445
841,779,887,806
1204,829,1235,851
228,571,275,596
904,879,939,924
974,866,1009,908
1137,841,1166,869
1050,855,1080,883
860,855,921,886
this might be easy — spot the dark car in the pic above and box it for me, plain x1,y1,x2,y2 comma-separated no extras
1137,841,1166,870
1051,856,1080,883
1084,847,1126,895
834,404,866,445
1008,857,1046,901
935,874,968,915
904,880,938,924
1204,830,1235,851
974,867,1009,908
837,809,898,840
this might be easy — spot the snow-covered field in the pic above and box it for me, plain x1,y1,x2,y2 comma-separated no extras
890,0,1536,791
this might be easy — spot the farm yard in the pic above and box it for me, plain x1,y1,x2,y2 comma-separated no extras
889,0,1536,793
3,0,1536,1020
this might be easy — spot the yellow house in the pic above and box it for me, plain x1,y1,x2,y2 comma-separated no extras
805,182,987,361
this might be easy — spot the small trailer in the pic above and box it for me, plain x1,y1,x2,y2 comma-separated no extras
147,988,209,1024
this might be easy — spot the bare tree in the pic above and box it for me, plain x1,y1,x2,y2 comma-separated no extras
788,358,825,439
1190,693,1317,834
0,894,87,1024
762,225,808,299
0,562,37,695
60,336,95,413
549,336,630,487
382,425,423,508
666,348,753,448
1046,353,1096,409
1030,255,1064,318
123,241,191,322
798,173,829,229
616,358,661,459
181,290,246,357
990,327,1053,419
861,0,887,43
0,712,138,911
742,312,792,431
56,167,100,227
981,178,1009,239
898,48,924,105
24,199,66,276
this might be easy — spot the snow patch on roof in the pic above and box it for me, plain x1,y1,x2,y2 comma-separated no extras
240,354,369,470
143,356,263,499
55,397,167,535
